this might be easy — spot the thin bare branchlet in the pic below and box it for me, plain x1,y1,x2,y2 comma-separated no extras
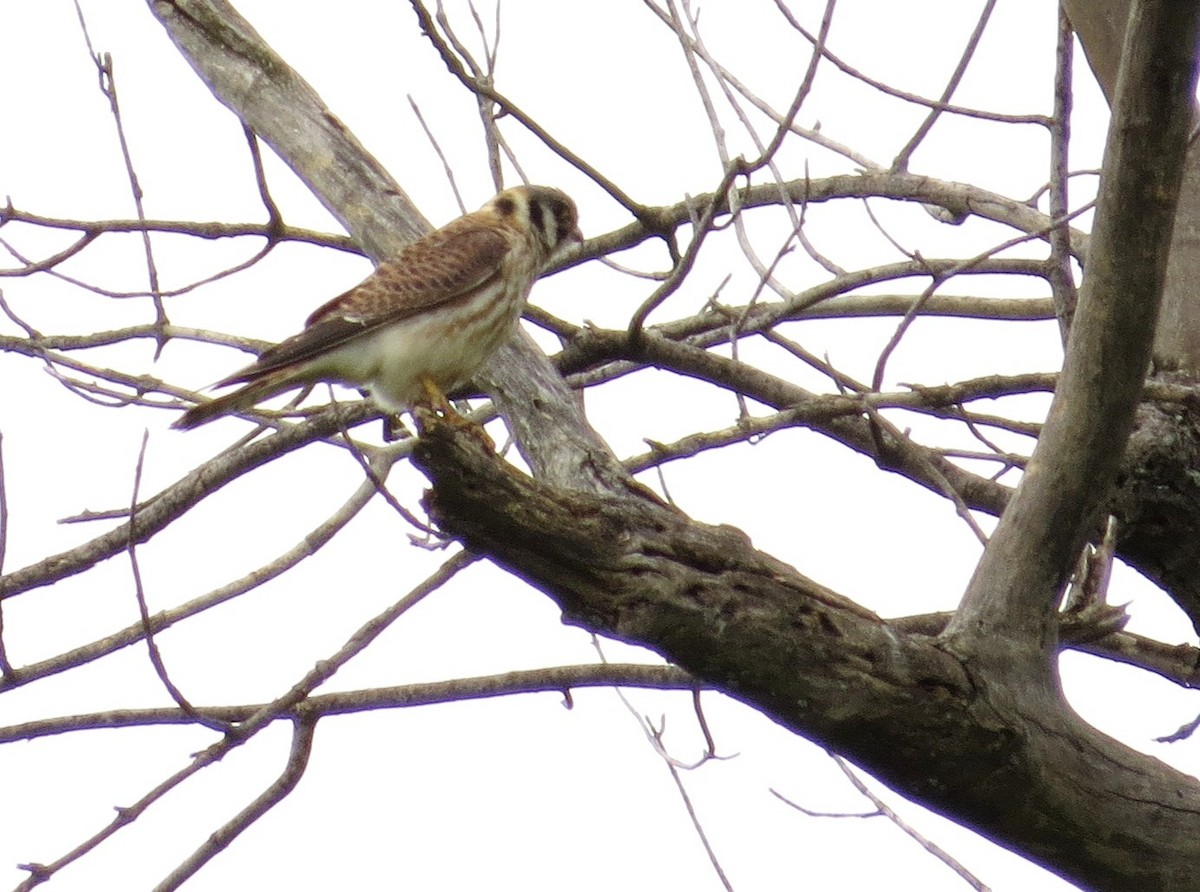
72,2,169,355
154,717,317,891
127,431,231,732
14,552,475,889
327,387,441,537
0,430,10,678
1,664,698,743
538,170,1087,282
626,161,749,341
829,755,991,892
642,0,882,170
891,0,998,171
623,370,1050,475
861,197,919,261
655,0,836,323
592,637,735,891
938,447,1027,475
0,216,341,302
242,125,284,236
654,718,736,892
0,402,377,604
770,759,992,891
412,0,644,215
870,201,1094,392
770,0,1049,127
0,477,378,693
0,205,355,262
863,404,991,545
434,1,505,189
409,95,469,214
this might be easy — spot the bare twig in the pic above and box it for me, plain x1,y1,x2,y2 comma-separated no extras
152,718,316,891
127,431,229,732
870,201,1094,391
592,637,734,891
892,0,998,171
0,430,10,678
1,403,378,604
626,163,748,341
411,0,644,215
72,2,169,355
0,205,354,261
14,553,474,889
328,390,441,538
433,1,504,189
1047,7,1079,337
829,754,991,891
1,475,379,693
770,0,1047,127
408,95,468,213
242,124,285,237
654,719,736,892
1,664,697,743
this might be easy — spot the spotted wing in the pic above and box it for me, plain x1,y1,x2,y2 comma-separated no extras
215,222,510,387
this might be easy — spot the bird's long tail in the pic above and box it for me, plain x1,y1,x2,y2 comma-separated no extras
172,376,294,430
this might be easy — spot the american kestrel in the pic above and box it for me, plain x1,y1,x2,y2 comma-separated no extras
173,185,580,430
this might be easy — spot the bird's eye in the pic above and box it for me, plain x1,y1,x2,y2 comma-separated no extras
494,196,517,217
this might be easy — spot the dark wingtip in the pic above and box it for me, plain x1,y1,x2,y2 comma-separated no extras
171,390,243,431
171,405,210,431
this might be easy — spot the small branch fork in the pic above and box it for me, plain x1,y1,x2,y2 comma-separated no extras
773,754,991,891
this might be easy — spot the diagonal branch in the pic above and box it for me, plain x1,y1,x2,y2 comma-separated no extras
149,0,428,259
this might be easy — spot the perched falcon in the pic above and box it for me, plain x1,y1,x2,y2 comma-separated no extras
173,185,580,430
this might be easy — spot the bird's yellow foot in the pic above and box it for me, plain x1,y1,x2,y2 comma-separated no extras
416,376,495,451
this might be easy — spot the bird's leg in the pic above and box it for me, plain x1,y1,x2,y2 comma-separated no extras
420,375,458,419
417,375,494,451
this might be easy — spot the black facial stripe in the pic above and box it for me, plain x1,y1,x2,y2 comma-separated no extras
529,199,547,243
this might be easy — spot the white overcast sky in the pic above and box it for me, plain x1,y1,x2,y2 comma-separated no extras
1,2,1197,890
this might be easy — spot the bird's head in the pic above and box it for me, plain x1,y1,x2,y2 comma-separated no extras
486,185,581,260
